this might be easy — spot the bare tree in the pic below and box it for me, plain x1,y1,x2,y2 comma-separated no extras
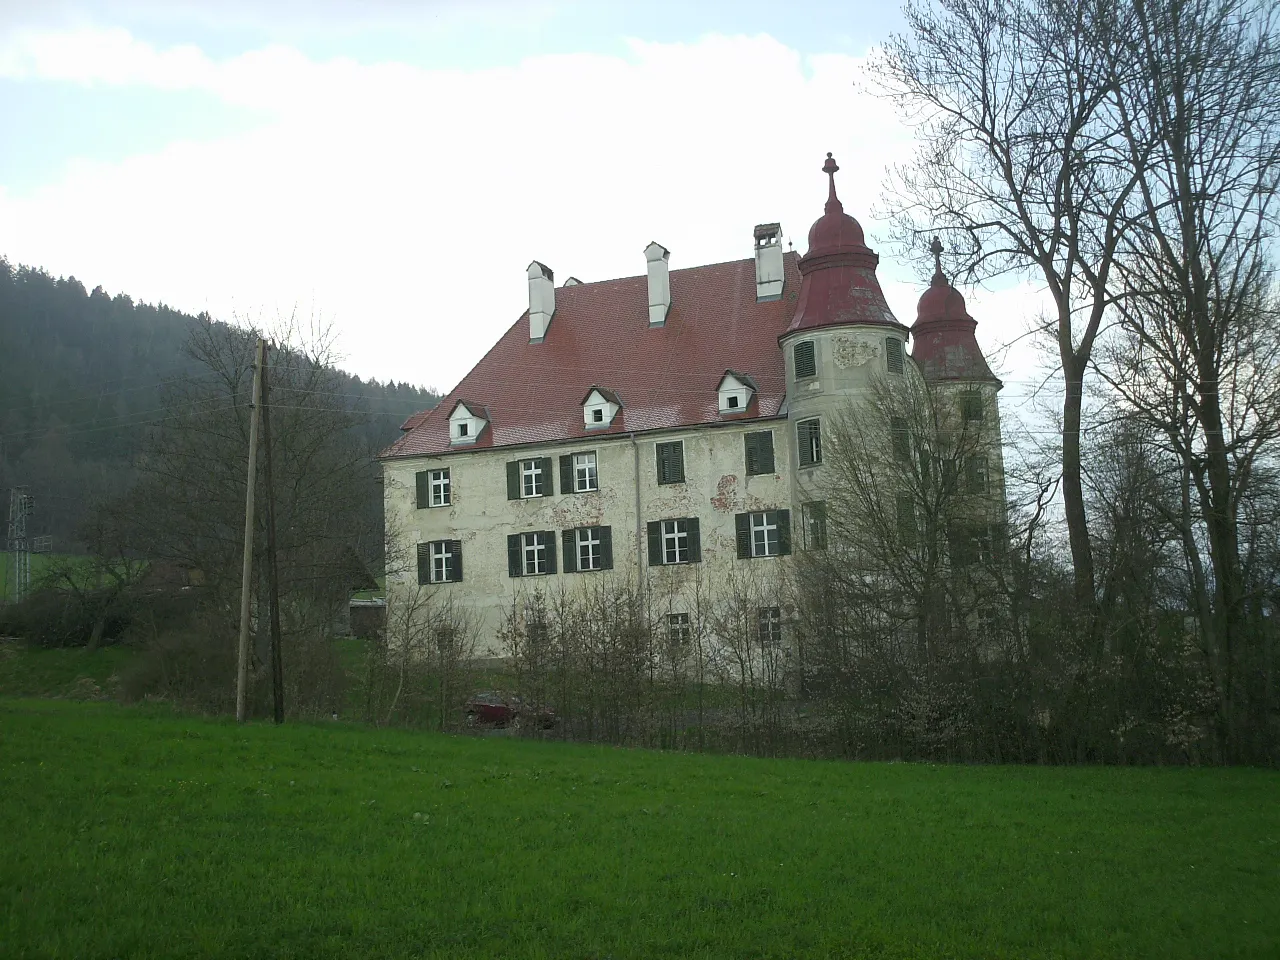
1092,0,1280,759
875,0,1148,605
381,583,478,728
105,313,378,713
795,371,1012,759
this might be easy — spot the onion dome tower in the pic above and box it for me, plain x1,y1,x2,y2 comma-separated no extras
782,154,906,339
782,154,913,499
910,238,1000,385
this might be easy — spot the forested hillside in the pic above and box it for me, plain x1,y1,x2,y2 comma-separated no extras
0,257,438,549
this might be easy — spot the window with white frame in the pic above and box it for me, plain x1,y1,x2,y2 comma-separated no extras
431,541,451,583
751,512,778,557
508,531,556,577
576,527,602,571
416,540,462,584
662,519,689,564
668,613,691,646
574,452,598,492
522,531,549,575
564,525,612,572
736,510,791,558
521,458,543,498
802,501,827,551
430,469,451,507
758,606,782,647
647,518,700,565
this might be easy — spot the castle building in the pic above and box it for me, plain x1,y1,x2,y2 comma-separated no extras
381,154,1004,654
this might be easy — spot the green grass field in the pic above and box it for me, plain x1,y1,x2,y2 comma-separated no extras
0,554,117,607
2,700,1277,959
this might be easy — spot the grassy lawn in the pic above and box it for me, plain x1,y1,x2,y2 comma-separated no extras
1,701,1277,959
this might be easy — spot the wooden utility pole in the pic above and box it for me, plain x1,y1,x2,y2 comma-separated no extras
235,337,266,723
260,342,286,724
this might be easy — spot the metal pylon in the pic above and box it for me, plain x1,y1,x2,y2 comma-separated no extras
6,488,33,604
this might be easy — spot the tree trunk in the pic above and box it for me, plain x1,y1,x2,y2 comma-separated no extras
1196,383,1245,759
1061,356,1096,610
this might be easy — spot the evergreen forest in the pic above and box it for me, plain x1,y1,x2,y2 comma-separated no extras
0,257,438,552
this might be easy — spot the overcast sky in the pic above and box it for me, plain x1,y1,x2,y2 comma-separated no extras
0,0,1052,400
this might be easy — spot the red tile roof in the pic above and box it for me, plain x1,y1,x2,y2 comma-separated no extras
382,254,803,460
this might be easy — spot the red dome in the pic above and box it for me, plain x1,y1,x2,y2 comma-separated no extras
782,153,905,339
916,269,973,324
806,152,867,255
910,239,998,383
807,209,866,254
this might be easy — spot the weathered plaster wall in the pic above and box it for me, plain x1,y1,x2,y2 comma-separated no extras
384,420,794,655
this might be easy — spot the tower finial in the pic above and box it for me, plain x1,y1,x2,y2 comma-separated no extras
822,152,842,214
929,236,944,279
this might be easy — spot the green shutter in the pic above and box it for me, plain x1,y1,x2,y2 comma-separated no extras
657,442,685,484
892,417,910,461
600,526,613,570
560,455,573,494
507,534,522,577
656,443,671,484
687,517,702,562
758,432,775,474
735,513,751,558
544,531,557,574
541,458,555,496
415,471,428,509
745,432,775,476
416,542,430,585
967,456,987,494
450,540,463,582
647,521,662,565
562,529,577,573
506,461,520,500
887,337,904,374
797,422,812,467
794,340,816,378
777,509,791,556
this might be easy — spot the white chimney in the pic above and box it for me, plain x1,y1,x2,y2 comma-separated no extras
527,260,555,342
645,241,671,327
754,223,784,301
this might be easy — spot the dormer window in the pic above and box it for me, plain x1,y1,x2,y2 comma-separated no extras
582,387,621,429
717,371,757,415
448,401,488,446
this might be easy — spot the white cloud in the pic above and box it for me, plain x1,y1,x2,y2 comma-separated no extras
0,25,1041,396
